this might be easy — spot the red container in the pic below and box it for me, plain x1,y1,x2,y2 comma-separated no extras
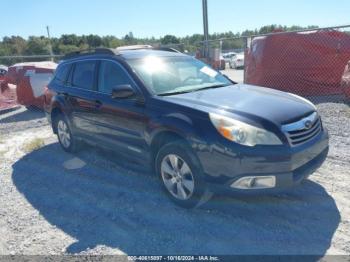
6,62,57,109
245,30,350,97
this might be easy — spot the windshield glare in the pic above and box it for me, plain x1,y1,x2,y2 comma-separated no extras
128,56,232,95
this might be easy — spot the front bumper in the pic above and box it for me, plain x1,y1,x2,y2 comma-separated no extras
196,129,329,193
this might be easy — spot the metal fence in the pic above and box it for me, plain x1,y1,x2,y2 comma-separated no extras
1,25,350,113
197,25,350,103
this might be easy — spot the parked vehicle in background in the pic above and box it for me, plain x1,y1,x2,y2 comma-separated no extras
0,65,7,76
229,53,245,69
0,65,8,87
222,52,237,63
45,46,329,208
5,62,57,109
219,55,226,70
0,65,18,111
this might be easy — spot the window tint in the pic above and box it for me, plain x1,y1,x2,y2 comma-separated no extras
72,61,96,90
55,63,71,83
98,61,133,94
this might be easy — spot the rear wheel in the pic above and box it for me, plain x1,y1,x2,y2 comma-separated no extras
55,115,78,153
156,141,213,208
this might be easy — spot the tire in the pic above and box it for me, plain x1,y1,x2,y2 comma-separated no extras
155,141,213,208
55,114,78,153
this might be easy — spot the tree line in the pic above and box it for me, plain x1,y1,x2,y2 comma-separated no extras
0,24,319,65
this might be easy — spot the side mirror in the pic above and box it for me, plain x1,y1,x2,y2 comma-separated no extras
111,85,135,99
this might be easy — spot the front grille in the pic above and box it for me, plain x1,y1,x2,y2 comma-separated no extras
282,112,322,146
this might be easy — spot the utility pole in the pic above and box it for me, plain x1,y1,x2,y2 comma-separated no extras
202,0,209,58
46,26,54,61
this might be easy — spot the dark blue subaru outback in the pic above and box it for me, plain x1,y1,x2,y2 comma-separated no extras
44,46,329,208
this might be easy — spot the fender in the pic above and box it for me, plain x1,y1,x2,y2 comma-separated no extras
49,94,75,131
146,112,202,148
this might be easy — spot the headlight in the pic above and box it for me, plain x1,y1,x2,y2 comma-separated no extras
209,113,282,147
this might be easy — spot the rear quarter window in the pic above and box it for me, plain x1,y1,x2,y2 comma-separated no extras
54,63,71,84
72,61,96,90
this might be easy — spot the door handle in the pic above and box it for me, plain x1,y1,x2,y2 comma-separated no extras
95,100,103,109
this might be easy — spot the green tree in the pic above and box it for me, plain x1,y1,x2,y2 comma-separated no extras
25,36,50,56
161,35,180,45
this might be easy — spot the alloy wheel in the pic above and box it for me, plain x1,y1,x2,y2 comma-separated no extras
160,154,195,200
57,120,71,149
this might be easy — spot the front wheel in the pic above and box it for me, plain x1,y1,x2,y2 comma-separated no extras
156,141,212,208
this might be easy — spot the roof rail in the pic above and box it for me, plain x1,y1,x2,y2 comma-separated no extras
62,46,182,60
155,47,181,53
116,45,153,51
63,48,117,59
116,45,181,53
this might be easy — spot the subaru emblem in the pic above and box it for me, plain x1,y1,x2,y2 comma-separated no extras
304,120,313,129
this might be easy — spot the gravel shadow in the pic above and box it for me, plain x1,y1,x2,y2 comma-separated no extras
12,143,340,256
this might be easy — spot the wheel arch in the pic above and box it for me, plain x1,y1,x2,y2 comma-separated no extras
51,106,63,134
49,95,72,134
150,130,190,173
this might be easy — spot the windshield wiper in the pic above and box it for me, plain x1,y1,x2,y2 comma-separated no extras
158,84,230,97
192,84,230,92
158,90,197,96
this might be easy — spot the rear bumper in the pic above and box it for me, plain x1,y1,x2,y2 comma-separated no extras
196,129,329,193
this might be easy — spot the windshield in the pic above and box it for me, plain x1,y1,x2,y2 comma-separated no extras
127,56,232,95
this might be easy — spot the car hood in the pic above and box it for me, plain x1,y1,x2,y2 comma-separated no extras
161,84,316,125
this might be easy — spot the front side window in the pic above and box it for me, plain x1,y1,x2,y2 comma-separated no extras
72,61,96,90
127,56,232,95
98,61,133,94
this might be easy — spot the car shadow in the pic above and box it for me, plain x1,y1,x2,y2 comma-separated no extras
12,143,340,256
0,107,45,123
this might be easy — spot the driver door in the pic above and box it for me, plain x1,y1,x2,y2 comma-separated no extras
93,60,148,159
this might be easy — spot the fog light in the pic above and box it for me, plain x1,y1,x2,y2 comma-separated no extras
231,176,276,189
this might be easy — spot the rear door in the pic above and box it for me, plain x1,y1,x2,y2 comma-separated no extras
93,60,148,159
67,60,101,138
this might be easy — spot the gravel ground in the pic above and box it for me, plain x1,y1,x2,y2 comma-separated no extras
221,68,244,83
0,103,349,256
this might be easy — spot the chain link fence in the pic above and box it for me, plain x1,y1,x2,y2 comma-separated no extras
197,25,350,103
1,25,350,113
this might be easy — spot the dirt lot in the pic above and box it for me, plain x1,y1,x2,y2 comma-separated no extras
0,102,349,256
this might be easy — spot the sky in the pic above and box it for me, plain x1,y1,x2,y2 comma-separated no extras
1,0,350,39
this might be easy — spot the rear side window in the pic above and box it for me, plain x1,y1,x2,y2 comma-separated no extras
55,63,71,83
98,61,134,94
72,61,96,90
